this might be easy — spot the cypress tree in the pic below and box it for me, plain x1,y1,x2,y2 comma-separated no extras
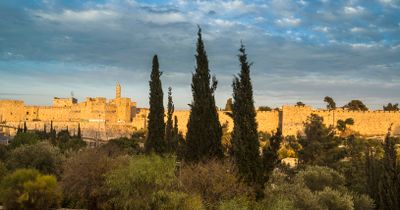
23,121,27,133
145,55,166,154
231,43,263,187
378,129,400,210
43,124,47,135
165,87,174,153
77,123,82,139
185,27,223,162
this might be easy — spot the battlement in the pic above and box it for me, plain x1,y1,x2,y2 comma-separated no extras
1,93,399,139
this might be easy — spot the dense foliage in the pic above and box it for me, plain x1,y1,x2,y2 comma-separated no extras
185,27,223,162
145,54,166,154
231,44,264,190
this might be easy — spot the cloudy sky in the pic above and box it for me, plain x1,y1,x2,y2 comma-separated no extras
0,0,399,109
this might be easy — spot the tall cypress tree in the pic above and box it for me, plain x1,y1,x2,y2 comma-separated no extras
231,43,263,187
145,55,166,154
185,27,223,162
378,129,400,210
77,123,82,139
165,87,174,153
23,121,27,133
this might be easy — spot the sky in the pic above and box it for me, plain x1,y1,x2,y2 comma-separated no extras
0,0,399,110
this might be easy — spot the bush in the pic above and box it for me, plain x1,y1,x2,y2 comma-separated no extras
317,187,354,210
0,161,7,182
180,159,254,209
0,144,8,161
294,166,346,192
264,171,322,210
100,137,141,156
61,148,127,210
151,190,205,210
352,194,375,210
0,168,62,210
106,154,178,210
6,142,63,176
8,132,40,149
59,137,87,152
218,197,253,210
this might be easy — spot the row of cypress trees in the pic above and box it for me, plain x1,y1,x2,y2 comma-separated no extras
145,27,280,194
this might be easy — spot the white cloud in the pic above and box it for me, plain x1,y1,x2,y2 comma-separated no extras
344,6,365,15
275,17,301,27
35,9,118,22
350,27,364,32
210,19,236,28
139,12,186,25
313,26,329,32
350,43,379,48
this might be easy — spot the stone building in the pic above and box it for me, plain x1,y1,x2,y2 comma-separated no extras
1,84,399,140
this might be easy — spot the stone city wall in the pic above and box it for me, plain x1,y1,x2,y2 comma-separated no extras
2,99,400,140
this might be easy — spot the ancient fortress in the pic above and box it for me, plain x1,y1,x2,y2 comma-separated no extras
0,83,399,140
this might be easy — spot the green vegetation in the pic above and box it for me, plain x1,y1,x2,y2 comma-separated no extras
1,28,399,210
324,96,336,110
145,54,166,154
383,103,399,111
0,169,61,210
344,99,369,111
231,43,265,193
258,106,272,111
185,27,223,162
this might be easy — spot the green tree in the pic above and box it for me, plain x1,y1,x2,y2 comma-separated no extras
324,96,336,110
344,100,368,111
263,129,283,184
145,55,166,154
165,87,175,153
336,118,354,132
77,123,82,139
298,114,345,167
231,43,263,190
383,103,399,111
296,102,305,106
378,132,400,210
23,121,27,133
258,106,272,111
6,142,63,176
0,169,61,210
185,27,223,162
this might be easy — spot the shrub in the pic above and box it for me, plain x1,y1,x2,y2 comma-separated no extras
218,197,253,210
352,194,375,210
6,142,63,176
8,132,40,149
106,154,177,210
0,168,61,210
61,148,127,210
100,137,141,156
180,159,254,209
151,190,205,210
294,166,346,192
317,187,354,210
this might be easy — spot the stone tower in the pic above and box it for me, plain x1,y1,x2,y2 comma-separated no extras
116,82,121,99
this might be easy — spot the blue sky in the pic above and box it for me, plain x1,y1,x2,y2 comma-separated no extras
0,0,399,109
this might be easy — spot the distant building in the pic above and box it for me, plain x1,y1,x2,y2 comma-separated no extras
1,84,399,140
